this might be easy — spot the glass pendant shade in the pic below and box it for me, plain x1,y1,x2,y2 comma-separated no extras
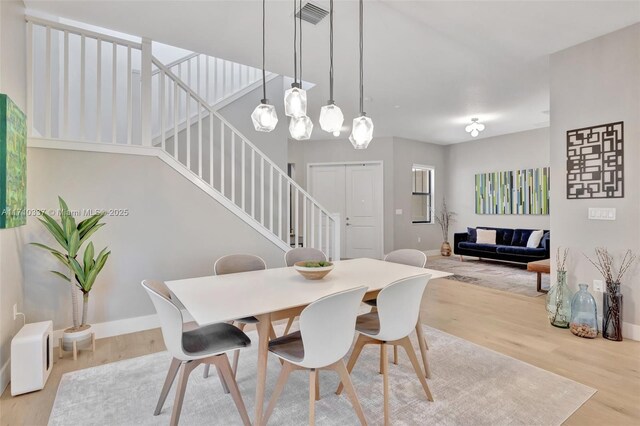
284,86,307,117
251,101,278,132
470,129,479,137
349,115,374,149
289,115,313,140
465,119,485,137
319,103,344,133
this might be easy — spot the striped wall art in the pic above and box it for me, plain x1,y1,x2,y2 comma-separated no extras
475,167,550,215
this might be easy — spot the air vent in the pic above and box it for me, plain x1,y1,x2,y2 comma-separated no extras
296,2,329,25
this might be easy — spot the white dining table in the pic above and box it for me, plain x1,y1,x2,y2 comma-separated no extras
166,257,452,425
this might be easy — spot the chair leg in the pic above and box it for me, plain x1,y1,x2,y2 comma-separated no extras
398,337,434,402
263,361,294,424
203,364,210,379
381,343,390,426
315,370,321,401
232,323,247,378
154,357,181,415
334,360,368,425
309,369,317,426
216,354,251,426
379,345,384,374
393,345,398,365
215,364,230,394
336,334,367,395
283,316,295,335
415,321,431,378
170,360,198,426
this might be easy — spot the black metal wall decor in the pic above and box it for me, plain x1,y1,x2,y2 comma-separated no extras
566,121,624,199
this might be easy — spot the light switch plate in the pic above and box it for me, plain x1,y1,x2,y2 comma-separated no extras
588,207,616,221
593,279,603,292
395,209,403,215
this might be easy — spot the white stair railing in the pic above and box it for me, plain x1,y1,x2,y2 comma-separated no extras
26,16,341,259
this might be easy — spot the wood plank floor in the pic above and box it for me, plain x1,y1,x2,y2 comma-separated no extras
2,277,639,425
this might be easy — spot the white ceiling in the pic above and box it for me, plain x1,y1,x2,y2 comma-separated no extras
25,0,640,144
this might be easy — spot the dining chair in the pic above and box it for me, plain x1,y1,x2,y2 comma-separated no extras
141,280,251,426
365,249,431,377
282,247,328,335
263,286,369,426
204,254,278,379
337,275,434,425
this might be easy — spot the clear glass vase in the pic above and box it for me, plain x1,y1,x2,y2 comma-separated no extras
603,280,623,341
546,270,573,328
569,284,598,338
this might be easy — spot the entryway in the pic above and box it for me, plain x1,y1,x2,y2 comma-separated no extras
307,162,384,259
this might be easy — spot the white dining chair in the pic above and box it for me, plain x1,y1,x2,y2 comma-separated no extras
282,247,328,335
204,254,279,379
263,286,369,426
365,249,431,376
141,280,251,426
337,275,434,425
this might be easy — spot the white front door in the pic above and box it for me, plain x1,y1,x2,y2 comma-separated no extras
308,163,383,259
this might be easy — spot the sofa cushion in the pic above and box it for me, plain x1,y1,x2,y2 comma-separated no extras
478,227,514,246
496,245,546,257
511,229,535,247
476,229,497,244
458,242,499,253
467,227,477,243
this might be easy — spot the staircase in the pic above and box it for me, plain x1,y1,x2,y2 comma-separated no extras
26,16,340,259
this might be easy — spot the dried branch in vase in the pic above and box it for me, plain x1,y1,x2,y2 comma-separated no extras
556,247,569,271
584,248,637,291
435,199,456,242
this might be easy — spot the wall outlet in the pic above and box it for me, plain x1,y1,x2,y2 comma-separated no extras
593,279,604,292
418,237,421,243
395,209,403,215
13,303,17,320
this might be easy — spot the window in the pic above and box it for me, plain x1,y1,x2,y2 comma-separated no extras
411,165,434,224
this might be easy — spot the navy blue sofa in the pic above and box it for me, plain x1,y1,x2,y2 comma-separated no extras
453,227,550,264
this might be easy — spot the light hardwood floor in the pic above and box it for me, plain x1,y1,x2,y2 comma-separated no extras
2,277,639,425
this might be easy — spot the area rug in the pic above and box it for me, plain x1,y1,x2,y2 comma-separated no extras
49,326,594,426
427,256,550,297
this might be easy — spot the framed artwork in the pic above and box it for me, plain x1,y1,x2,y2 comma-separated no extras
0,94,27,228
475,167,550,215
567,122,624,199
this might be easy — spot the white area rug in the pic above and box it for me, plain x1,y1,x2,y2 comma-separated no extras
49,326,595,425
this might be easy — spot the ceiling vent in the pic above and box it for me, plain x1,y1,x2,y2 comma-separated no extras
296,2,329,25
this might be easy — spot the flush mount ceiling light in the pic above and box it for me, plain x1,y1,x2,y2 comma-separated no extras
465,118,485,137
319,0,344,136
284,0,307,118
251,0,278,132
349,0,373,149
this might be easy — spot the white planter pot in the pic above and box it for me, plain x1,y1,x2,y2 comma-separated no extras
62,325,93,352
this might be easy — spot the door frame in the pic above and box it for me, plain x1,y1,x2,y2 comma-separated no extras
307,161,385,259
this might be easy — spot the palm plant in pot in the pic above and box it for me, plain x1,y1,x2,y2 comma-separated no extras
32,197,111,353
435,199,456,256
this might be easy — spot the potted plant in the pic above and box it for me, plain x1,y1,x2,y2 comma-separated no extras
32,197,111,353
435,199,455,256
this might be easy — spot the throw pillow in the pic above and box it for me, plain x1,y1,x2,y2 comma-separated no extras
467,227,477,242
476,229,497,245
527,230,545,248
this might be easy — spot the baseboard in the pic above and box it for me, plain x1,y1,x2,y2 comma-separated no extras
0,358,10,395
424,249,441,257
52,314,160,347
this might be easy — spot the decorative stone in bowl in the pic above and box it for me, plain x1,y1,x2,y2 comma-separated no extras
294,261,334,280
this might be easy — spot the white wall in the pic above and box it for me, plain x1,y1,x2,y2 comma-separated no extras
0,0,27,392
446,127,551,236
22,148,285,329
550,23,640,335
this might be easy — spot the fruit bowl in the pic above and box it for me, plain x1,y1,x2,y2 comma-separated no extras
293,261,334,280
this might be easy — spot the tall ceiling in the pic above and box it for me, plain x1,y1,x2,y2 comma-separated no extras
25,0,640,144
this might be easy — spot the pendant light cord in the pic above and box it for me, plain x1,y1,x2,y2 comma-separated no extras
299,0,303,86
261,0,267,100
359,0,364,114
293,0,297,85
329,0,334,103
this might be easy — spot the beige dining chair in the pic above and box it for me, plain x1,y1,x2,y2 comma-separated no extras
365,249,431,377
264,286,369,426
142,280,251,426
337,275,434,425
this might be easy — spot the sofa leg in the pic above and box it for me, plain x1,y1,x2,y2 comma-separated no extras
459,255,464,262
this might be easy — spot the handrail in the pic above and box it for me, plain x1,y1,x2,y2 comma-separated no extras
151,56,336,221
151,52,199,76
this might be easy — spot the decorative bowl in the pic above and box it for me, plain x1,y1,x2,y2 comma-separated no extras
293,261,334,280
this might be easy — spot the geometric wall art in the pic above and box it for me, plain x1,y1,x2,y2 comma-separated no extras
566,121,624,199
0,94,27,229
475,167,550,215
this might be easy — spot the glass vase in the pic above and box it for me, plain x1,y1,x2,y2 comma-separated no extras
569,284,598,338
603,280,623,341
546,270,572,328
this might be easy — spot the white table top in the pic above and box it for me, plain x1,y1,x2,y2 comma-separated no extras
166,257,453,326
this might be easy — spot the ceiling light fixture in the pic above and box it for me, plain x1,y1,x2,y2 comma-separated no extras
319,0,344,136
251,0,278,132
289,0,313,140
349,0,373,149
284,0,307,118
465,118,485,137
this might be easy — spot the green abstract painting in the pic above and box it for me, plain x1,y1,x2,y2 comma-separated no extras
475,167,550,215
0,94,27,228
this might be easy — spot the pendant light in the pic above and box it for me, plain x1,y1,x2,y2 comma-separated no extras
289,0,313,140
284,0,307,118
319,0,344,135
349,0,373,149
251,0,278,132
